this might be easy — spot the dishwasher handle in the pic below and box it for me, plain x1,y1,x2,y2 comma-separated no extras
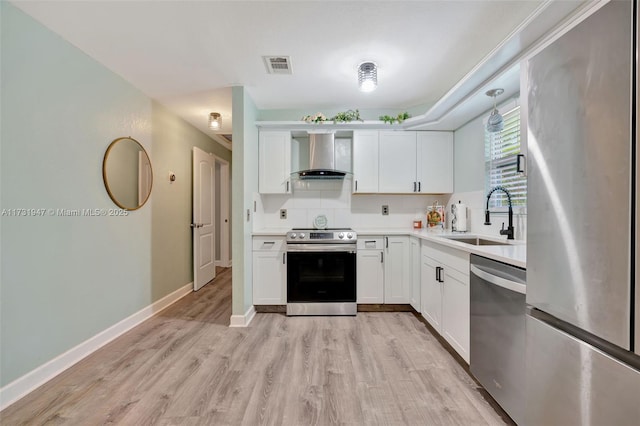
470,265,526,295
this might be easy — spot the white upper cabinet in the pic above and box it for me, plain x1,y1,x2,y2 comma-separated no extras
352,130,379,193
416,131,453,193
378,131,417,193
259,131,292,194
376,131,453,194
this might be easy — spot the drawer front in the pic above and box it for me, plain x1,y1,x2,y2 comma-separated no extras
421,240,469,274
357,237,384,250
252,237,285,251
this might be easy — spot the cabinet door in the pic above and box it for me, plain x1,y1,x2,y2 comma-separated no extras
410,237,421,312
357,250,384,303
416,131,453,193
259,131,291,194
442,267,470,363
384,236,410,303
379,131,417,193
252,250,286,304
421,255,442,331
352,131,379,193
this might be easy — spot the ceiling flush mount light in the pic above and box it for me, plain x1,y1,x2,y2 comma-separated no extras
208,112,221,130
358,61,377,92
486,88,505,133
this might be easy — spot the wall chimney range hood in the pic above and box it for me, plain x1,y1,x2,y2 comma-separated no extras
295,132,347,179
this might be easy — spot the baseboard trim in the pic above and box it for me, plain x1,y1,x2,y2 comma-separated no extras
229,305,256,327
214,260,232,268
0,282,193,412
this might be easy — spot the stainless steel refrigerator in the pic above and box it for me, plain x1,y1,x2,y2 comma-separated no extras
526,0,640,424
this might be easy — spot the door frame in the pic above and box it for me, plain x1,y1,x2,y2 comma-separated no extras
215,157,231,268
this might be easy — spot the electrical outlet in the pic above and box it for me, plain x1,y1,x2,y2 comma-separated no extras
382,205,389,215
280,209,287,219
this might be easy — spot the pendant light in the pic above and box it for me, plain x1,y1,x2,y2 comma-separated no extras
358,62,377,92
208,112,221,130
485,88,504,133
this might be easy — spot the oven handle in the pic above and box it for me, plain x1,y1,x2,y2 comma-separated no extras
287,244,357,253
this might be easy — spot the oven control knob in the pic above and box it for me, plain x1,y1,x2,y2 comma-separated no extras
299,233,305,239
347,233,353,239
290,233,297,239
338,232,344,239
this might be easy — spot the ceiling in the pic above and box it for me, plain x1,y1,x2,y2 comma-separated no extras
12,1,584,143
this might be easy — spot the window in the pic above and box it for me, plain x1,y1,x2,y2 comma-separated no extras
484,105,526,209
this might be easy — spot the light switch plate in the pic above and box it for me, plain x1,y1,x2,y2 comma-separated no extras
382,205,389,215
280,209,287,219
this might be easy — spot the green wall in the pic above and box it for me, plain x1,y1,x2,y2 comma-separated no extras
151,102,230,302
0,2,230,388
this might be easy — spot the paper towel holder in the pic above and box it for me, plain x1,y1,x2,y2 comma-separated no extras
451,200,468,233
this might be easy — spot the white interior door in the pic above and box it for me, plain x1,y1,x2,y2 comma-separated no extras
193,147,216,291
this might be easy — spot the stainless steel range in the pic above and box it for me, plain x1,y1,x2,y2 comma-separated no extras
286,228,357,316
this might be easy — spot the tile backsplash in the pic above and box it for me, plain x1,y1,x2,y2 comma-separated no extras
254,177,449,230
254,183,527,241
445,190,527,241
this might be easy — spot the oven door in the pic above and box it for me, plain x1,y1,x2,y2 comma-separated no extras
286,244,356,303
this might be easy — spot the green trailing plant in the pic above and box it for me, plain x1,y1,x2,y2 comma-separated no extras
331,109,363,123
379,112,411,124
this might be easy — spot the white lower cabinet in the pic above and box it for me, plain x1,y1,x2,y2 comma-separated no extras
356,237,384,303
357,235,411,305
252,237,286,305
421,255,442,329
384,236,410,304
420,240,470,363
410,237,421,312
441,267,469,361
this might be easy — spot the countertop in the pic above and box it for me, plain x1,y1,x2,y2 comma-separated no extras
252,227,526,268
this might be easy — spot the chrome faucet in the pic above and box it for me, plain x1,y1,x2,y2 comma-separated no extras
485,186,514,240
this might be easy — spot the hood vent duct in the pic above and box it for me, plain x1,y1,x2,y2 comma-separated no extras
296,133,347,180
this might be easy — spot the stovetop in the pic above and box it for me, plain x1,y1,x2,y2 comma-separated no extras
286,228,357,243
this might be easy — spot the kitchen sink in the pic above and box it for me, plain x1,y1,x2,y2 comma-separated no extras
442,236,510,246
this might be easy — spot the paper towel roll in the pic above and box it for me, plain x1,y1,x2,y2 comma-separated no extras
453,202,468,232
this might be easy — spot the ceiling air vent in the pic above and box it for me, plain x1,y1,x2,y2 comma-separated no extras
263,56,292,74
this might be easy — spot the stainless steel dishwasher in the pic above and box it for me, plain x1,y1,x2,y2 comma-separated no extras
470,254,526,425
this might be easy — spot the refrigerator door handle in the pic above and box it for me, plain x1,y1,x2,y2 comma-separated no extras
470,265,526,294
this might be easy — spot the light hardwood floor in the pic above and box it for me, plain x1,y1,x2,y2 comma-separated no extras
1,268,506,425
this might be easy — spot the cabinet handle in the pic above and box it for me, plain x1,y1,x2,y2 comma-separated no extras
385,237,388,248
282,252,286,264
355,180,358,192
381,252,384,263
418,182,421,192
413,182,417,192
286,181,289,192
435,266,440,282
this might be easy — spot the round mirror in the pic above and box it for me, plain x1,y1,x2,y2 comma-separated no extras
102,136,153,210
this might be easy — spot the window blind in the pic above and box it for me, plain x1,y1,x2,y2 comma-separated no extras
484,106,526,208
